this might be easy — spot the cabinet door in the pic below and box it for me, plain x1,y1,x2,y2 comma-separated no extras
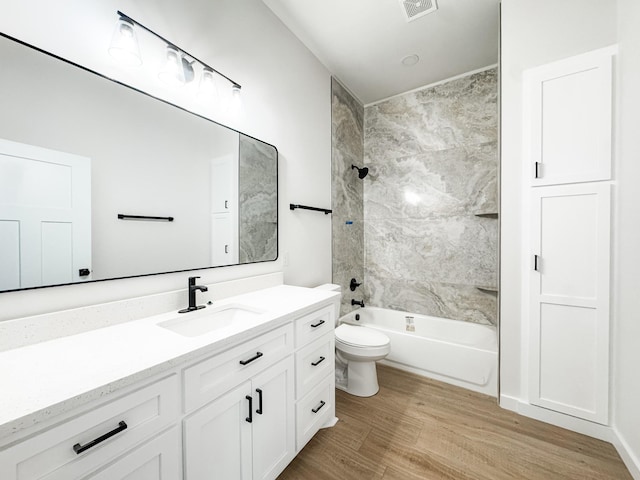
183,382,253,480
529,183,610,424
251,357,295,480
525,47,614,186
210,154,237,214
84,428,180,480
210,214,238,266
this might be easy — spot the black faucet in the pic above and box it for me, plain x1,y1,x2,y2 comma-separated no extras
179,276,208,313
349,278,362,291
351,299,365,308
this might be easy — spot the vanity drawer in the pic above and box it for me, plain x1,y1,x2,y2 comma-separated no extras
295,333,334,399
296,373,334,451
84,426,180,480
184,323,293,412
0,375,179,480
294,306,334,348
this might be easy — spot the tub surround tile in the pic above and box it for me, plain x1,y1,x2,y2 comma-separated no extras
331,77,365,316
364,69,498,163
362,68,498,325
365,215,498,288
239,135,277,263
364,274,496,326
364,142,498,220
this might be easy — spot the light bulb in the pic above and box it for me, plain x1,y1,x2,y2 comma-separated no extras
198,68,218,101
108,17,142,66
230,84,242,110
158,46,185,86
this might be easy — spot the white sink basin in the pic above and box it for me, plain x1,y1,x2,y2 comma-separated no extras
157,304,265,337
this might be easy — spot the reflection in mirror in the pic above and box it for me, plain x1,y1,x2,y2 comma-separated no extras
0,33,278,292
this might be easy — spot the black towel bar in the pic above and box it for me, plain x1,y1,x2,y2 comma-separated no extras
117,214,174,222
289,204,332,215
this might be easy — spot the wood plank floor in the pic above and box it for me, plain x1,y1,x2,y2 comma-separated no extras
278,365,631,480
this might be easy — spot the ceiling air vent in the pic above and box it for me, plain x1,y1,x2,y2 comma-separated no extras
400,0,438,22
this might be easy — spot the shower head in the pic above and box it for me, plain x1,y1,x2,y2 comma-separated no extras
351,165,369,179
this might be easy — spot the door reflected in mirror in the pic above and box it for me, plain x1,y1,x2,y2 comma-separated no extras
0,33,277,292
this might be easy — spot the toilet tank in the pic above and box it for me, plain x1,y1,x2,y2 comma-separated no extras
315,283,342,323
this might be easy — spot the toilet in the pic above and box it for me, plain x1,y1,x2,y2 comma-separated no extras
316,284,391,397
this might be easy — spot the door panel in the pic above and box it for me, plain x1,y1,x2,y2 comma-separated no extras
183,381,252,480
529,183,610,424
0,220,20,290
0,138,91,289
525,47,614,186
251,357,295,480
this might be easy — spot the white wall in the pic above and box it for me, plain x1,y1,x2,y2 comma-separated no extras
500,0,617,399
0,0,332,321
614,0,640,475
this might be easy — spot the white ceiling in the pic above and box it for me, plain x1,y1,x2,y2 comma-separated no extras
262,0,500,104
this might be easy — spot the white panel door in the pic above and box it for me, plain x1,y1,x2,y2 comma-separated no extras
183,381,253,480
529,183,610,424
211,213,238,266
0,138,91,289
211,154,236,214
251,357,295,480
525,47,614,186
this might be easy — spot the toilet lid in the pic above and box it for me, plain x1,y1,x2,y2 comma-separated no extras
335,324,390,348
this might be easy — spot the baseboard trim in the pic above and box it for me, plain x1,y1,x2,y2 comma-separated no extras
612,428,640,480
499,394,612,442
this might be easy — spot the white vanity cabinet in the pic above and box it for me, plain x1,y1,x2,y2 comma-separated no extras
0,289,339,480
183,356,295,480
0,375,180,480
293,305,336,451
181,324,295,480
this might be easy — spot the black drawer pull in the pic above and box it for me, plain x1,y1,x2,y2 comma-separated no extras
73,421,127,454
310,319,325,328
239,351,263,365
311,356,326,367
246,395,253,423
256,388,263,415
311,400,326,414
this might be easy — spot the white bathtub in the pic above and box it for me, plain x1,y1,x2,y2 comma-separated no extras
339,307,498,396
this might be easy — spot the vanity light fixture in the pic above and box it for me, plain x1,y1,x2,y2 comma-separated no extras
109,11,242,99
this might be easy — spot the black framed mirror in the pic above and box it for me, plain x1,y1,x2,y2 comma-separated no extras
0,33,278,293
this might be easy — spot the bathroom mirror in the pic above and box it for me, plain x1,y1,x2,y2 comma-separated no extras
0,33,278,292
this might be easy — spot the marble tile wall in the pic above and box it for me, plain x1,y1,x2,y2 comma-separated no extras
331,78,366,316
363,69,498,325
239,134,278,264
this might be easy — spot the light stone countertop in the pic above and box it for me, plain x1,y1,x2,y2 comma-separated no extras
0,285,339,442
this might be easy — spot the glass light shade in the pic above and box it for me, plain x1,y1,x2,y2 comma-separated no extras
230,84,242,110
198,68,219,101
108,18,142,66
158,46,185,86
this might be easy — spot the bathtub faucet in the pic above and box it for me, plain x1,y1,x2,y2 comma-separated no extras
351,299,365,308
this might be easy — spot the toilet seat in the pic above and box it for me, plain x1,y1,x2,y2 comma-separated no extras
335,324,390,348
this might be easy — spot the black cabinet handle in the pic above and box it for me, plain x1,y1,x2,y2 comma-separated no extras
534,254,540,272
310,319,325,328
239,351,263,365
73,421,127,454
245,395,253,423
256,388,263,415
311,356,326,367
311,400,326,414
